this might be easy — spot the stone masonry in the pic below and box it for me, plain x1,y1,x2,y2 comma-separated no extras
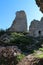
9,10,27,32
29,17,43,37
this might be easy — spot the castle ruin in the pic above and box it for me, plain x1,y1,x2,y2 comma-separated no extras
29,17,43,37
9,10,27,32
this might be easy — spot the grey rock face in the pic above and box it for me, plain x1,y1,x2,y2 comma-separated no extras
0,34,10,43
17,54,39,65
9,10,27,32
0,46,21,65
29,17,43,37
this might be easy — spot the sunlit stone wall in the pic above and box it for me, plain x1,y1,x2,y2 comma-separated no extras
9,10,27,32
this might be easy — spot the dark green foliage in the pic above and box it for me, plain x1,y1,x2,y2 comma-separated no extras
0,29,6,36
10,32,43,53
10,32,35,52
16,54,25,61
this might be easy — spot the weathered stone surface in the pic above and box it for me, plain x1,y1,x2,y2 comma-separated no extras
0,46,21,65
0,46,21,57
17,54,40,65
0,34,10,43
29,17,43,37
35,0,43,13
9,10,27,32
17,54,43,65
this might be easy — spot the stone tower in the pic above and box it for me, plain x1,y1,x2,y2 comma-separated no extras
9,10,27,32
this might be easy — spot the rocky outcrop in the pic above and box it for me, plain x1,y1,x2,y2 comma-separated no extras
0,46,21,57
17,54,43,65
17,55,39,65
0,34,10,43
9,10,27,32
0,46,21,65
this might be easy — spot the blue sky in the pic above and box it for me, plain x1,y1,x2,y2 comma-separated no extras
0,0,43,30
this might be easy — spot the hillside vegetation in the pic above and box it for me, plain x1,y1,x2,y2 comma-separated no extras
0,30,43,65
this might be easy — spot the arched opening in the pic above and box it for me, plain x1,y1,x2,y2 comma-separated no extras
38,30,41,36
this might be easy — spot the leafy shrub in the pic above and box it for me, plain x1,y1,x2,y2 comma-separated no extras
16,54,25,61
0,29,6,36
39,48,43,52
10,32,35,52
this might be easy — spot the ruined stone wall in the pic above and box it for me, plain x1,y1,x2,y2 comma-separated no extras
9,10,27,32
29,17,43,37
